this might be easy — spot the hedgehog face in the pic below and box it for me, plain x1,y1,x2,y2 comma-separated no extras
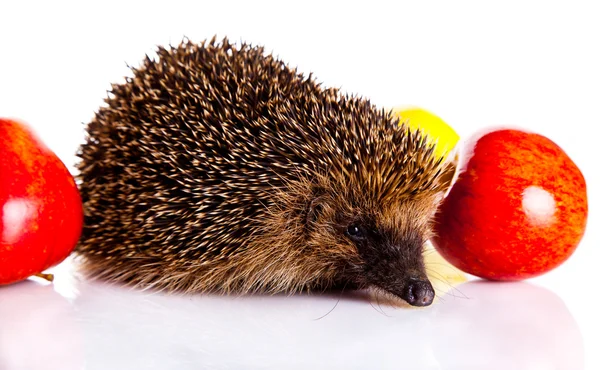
310,191,442,307
358,198,439,307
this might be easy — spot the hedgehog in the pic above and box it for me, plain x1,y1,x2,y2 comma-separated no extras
76,37,455,307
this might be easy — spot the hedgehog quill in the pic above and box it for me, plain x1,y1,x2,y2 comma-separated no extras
76,37,455,307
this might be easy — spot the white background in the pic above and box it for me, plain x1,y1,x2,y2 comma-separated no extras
1,1,599,369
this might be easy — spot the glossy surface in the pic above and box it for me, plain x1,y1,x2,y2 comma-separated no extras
432,129,588,280
0,119,83,284
0,260,587,370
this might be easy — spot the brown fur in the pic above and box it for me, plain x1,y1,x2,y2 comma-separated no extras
75,37,455,297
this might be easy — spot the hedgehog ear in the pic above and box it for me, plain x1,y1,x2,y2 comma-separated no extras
306,195,327,225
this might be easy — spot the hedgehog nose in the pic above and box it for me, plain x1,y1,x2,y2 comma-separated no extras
401,278,435,307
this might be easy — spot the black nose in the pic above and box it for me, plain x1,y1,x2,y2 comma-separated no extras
401,279,435,307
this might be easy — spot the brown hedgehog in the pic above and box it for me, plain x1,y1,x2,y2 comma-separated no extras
76,37,455,307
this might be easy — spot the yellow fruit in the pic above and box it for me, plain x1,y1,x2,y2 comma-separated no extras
423,241,468,288
391,107,459,160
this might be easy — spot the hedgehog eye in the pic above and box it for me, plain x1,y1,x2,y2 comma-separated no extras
347,224,366,239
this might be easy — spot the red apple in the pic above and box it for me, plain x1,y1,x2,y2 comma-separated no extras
0,118,83,285
431,129,587,280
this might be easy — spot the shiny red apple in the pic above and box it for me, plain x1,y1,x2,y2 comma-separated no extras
431,129,587,280
0,118,83,285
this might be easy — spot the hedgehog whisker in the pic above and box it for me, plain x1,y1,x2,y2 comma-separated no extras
313,281,348,321
424,268,468,300
375,289,391,317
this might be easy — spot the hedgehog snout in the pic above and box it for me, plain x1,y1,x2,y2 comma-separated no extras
398,277,435,307
358,235,435,306
376,270,435,307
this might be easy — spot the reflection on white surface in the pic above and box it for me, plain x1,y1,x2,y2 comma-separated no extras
522,186,556,226
0,273,583,370
0,281,84,370
430,281,583,370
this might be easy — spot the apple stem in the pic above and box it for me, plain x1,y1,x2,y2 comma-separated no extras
34,272,55,282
